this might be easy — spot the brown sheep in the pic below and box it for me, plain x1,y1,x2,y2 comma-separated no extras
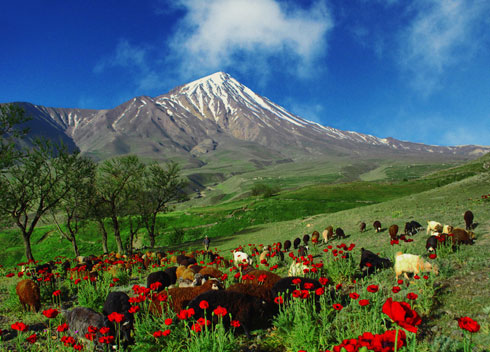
464,210,474,230
176,265,188,280
242,270,281,289
450,228,475,245
311,231,320,243
259,250,270,263
16,279,41,312
394,252,438,280
198,266,224,279
373,221,382,233
360,222,366,232
322,226,334,243
163,278,224,314
389,224,399,240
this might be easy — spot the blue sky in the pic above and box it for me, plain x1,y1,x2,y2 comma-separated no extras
1,0,489,146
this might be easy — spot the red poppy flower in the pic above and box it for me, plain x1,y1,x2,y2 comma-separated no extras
213,306,228,317
52,290,61,296
292,278,301,285
397,279,404,285
162,329,171,336
373,329,407,351
429,253,437,259
392,286,401,293
191,323,202,332
87,325,98,333
99,326,111,335
359,299,370,306
382,297,422,333
107,311,125,323
274,296,284,304
85,333,95,341
406,292,418,300
335,283,342,291
315,287,325,296
457,317,480,333
300,290,310,299
11,322,28,332
73,344,83,350
42,308,59,319
231,320,241,328
26,333,37,344
304,282,314,290
61,336,76,346
367,285,379,293
128,305,140,314
292,289,301,298
5,273,15,278
57,323,69,332
99,335,115,344
349,292,360,300
413,275,420,280
333,303,343,311
319,277,329,285
150,282,163,291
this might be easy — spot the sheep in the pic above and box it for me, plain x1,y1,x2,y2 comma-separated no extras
450,228,475,246
164,266,178,285
322,226,334,243
63,307,114,344
227,283,273,303
233,251,252,266
259,250,270,263
198,266,224,279
373,221,382,233
464,210,474,230
293,237,301,249
187,290,277,338
359,248,392,275
147,271,172,292
288,261,309,276
164,278,224,314
404,222,416,236
394,252,439,280
297,245,308,258
389,225,399,240
427,221,443,235
335,227,346,239
442,225,454,235
16,279,41,312
303,234,310,246
283,240,292,252
359,222,366,233
425,235,447,253
102,292,134,345
311,231,320,243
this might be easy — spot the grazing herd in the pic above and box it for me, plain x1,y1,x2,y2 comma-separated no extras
8,209,478,349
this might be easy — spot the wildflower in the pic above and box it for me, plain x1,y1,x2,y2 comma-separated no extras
73,344,83,350
382,297,421,333
319,277,329,285
42,308,59,319
177,308,195,320
397,279,404,285
52,290,61,296
128,305,140,314
57,323,69,332
413,275,420,280
333,303,343,311
335,283,342,291
107,311,125,323
292,278,301,285
373,329,407,351
304,282,314,290
99,335,115,344
61,335,76,346
274,296,284,304
349,292,360,300
191,323,202,332
406,292,418,300
213,306,228,317
11,322,28,332
315,287,325,296
367,284,379,293
359,299,370,306
199,300,209,309
99,327,111,335
150,282,163,291
429,253,437,259
392,286,401,293
87,326,98,333
423,275,429,280
5,273,14,278
292,289,301,298
457,317,480,333
26,333,37,344
164,318,173,326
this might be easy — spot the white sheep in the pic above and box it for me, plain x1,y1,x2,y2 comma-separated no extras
288,261,309,277
233,250,252,266
394,252,439,280
426,221,443,235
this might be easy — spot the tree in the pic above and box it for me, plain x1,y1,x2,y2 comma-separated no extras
49,155,97,257
96,155,145,254
139,161,187,248
0,139,93,261
0,104,31,170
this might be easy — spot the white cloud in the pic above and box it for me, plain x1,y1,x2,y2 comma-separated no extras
169,0,333,80
399,0,490,95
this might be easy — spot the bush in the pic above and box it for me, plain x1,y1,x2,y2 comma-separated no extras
251,183,280,198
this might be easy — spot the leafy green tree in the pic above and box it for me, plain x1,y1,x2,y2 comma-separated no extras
49,155,97,257
0,139,93,261
0,104,31,170
96,155,145,254
139,161,187,248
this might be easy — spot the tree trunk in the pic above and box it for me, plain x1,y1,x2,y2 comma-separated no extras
71,237,80,257
97,219,109,254
22,233,35,262
149,213,157,248
112,215,124,254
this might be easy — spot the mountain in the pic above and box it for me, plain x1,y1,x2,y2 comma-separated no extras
9,72,490,169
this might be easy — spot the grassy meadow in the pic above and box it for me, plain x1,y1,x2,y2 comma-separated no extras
0,153,489,351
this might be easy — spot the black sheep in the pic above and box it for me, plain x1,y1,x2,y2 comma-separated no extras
404,222,416,236
297,246,308,258
293,237,301,249
359,248,392,276
373,221,382,233
426,235,446,253
103,291,134,346
164,266,178,285
335,227,346,239
464,210,474,230
187,290,277,338
302,234,310,246
63,307,114,344
147,271,172,292
283,240,292,252
359,222,366,233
